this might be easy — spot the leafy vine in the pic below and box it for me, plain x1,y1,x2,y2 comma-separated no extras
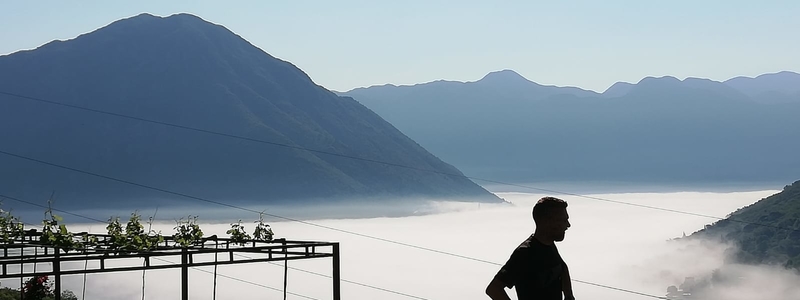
173,216,203,248
226,220,251,245
106,212,164,254
40,208,75,250
0,207,25,244
0,207,280,255
252,212,274,242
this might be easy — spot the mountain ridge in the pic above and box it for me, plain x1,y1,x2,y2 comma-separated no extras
0,13,501,212
341,69,800,187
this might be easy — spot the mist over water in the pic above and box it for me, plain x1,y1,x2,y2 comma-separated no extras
6,189,799,300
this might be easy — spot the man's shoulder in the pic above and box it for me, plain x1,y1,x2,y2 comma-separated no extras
517,234,541,249
514,235,558,257
512,235,538,253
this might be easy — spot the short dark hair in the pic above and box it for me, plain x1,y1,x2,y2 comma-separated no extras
532,197,568,223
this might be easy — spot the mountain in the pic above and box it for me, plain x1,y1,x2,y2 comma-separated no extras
0,13,500,211
691,180,800,270
724,71,800,104
341,72,800,188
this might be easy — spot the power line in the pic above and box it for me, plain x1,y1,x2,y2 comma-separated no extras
0,90,794,233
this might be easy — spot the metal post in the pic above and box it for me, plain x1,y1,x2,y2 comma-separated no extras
54,248,61,300
181,248,188,300
283,240,288,300
19,254,23,300
332,243,340,300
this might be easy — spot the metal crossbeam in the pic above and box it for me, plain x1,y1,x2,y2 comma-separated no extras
0,232,340,300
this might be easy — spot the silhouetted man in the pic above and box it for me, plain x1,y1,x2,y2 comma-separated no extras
486,196,575,300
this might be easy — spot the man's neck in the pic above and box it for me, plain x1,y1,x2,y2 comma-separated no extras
532,232,554,245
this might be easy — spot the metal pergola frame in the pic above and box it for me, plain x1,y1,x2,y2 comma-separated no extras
0,232,340,300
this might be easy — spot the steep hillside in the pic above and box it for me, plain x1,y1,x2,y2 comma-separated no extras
692,180,800,270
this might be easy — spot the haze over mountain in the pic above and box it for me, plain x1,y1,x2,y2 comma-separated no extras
342,70,800,189
0,13,500,211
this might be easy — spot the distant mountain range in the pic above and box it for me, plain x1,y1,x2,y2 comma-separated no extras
0,13,500,211
724,71,800,104
690,179,800,270
341,70,800,188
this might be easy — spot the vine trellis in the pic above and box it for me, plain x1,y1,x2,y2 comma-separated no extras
0,208,341,300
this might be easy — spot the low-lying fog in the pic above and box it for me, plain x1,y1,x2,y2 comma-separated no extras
5,190,800,300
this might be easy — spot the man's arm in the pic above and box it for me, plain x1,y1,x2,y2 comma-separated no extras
562,264,575,300
485,276,512,300
488,246,526,300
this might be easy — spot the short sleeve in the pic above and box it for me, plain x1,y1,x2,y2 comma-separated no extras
494,248,529,288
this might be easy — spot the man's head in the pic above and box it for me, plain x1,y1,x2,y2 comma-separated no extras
532,197,571,242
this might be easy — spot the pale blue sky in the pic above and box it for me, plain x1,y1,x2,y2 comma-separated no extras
1,1,798,92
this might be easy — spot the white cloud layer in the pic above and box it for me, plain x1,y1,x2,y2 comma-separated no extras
5,190,799,300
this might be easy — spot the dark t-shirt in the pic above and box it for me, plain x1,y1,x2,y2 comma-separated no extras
494,235,564,300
